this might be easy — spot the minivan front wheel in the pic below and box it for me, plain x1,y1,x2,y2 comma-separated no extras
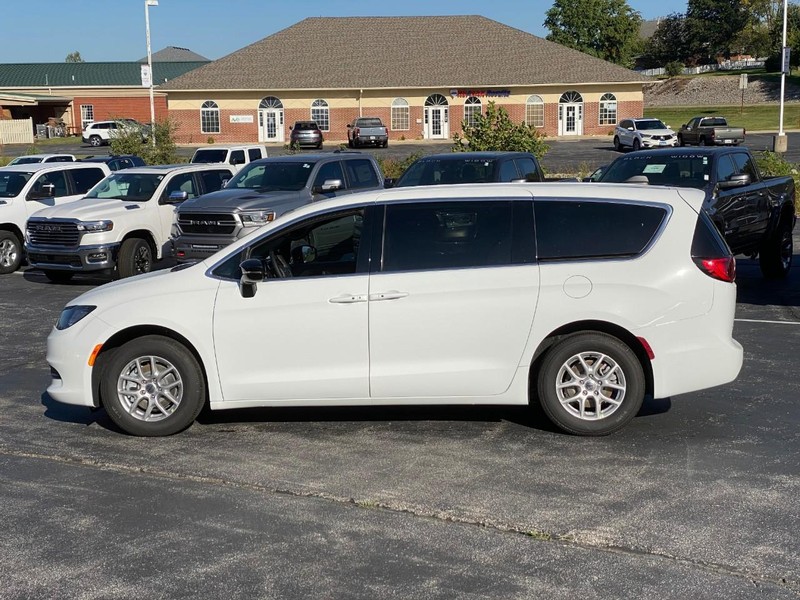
537,332,645,436
100,335,206,436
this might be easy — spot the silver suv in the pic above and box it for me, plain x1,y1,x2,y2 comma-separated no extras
172,151,384,262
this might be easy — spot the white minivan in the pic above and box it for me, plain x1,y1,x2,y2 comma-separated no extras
46,183,743,437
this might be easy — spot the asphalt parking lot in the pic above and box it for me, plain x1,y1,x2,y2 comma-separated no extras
1,229,799,599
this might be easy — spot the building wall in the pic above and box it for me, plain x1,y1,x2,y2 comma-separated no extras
70,95,167,129
167,84,644,144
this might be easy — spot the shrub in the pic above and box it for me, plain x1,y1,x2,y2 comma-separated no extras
756,150,800,213
377,152,423,180
282,141,300,154
452,101,549,159
206,136,215,145
110,119,180,165
664,60,684,77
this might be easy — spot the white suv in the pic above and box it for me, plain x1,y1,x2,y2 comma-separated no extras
46,183,743,437
82,119,148,147
614,118,677,151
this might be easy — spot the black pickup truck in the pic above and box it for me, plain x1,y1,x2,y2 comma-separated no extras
385,151,545,187
594,147,796,278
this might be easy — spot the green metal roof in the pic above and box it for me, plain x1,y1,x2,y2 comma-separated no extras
0,61,208,88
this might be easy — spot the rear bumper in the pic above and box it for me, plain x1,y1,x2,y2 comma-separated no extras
26,242,120,271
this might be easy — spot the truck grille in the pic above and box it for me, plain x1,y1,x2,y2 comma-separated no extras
27,221,80,247
178,213,238,235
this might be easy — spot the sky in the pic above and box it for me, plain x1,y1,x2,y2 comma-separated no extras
0,0,688,63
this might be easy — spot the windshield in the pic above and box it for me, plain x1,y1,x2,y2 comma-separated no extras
599,154,711,189
192,149,228,163
85,173,164,200
396,158,496,187
636,120,669,131
226,161,316,192
9,157,43,165
0,172,33,197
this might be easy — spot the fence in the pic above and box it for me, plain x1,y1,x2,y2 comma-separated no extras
638,59,766,77
0,118,34,145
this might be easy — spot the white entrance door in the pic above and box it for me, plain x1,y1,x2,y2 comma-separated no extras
558,103,583,136
425,106,449,139
258,109,284,142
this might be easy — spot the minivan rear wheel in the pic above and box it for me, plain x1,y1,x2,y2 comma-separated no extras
537,332,645,436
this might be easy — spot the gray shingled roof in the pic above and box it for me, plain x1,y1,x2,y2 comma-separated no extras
162,16,647,91
137,46,209,63
0,62,208,87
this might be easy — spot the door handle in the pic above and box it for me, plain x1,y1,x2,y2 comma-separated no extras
329,294,367,304
369,291,409,301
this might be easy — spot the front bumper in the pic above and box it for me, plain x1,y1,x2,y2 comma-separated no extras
640,138,678,149
172,234,241,262
26,242,120,272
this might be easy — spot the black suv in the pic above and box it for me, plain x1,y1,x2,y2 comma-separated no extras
80,155,146,171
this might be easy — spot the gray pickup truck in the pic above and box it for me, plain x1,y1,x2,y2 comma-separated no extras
347,117,389,148
594,147,795,278
677,116,745,146
172,151,384,262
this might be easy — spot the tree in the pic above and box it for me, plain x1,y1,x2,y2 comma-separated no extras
685,0,750,62
110,119,179,165
65,51,84,63
544,0,643,67
451,102,549,159
641,13,690,67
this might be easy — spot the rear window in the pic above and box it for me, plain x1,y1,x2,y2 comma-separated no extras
535,200,668,260
357,118,383,127
294,122,319,131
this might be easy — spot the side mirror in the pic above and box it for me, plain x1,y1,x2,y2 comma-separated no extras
718,173,751,189
28,183,56,200
346,123,352,128
627,127,634,131
313,179,343,194
291,244,317,264
383,178,395,188
163,190,189,204
239,258,265,298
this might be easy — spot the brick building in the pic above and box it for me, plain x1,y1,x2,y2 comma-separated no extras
0,47,207,135
161,16,647,144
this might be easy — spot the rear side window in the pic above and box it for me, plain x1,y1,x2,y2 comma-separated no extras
691,209,731,258
514,157,539,181
248,148,262,162
535,200,668,260
382,201,513,272
344,159,379,189
200,169,232,193
70,168,106,194
230,150,246,165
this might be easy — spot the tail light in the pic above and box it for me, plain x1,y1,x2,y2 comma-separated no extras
691,211,736,282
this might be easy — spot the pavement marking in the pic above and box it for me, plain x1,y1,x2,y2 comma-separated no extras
735,318,800,325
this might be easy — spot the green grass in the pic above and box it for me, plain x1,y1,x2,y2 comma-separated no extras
644,104,800,132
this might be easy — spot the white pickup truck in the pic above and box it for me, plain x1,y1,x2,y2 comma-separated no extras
0,162,111,274
190,145,268,173
25,164,235,282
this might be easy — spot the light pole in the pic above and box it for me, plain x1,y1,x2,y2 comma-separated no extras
776,0,789,152
145,0,158,148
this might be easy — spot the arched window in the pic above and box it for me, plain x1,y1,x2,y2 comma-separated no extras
599,93,617,125
559,91,583,104
463,96,482,128
391,98,409,131
259,96,284,109
525,95,544,128
311,99,329,132
200,100,220,134
425,94,449,106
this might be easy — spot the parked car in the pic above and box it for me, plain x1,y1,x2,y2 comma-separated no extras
386,152,545,187
0,162,111,274
8,154,75,165
82,119,149,147
593,147,796,278
613,118,677,151
172,151,383,262
347,117,388,148
289,121,324,149
45,182,743,437
190,145,268,173
80,155,146,171
25,164,235,281
677,116,745,146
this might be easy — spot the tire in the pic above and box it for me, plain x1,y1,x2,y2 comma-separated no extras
116,237,153,279
536,332,645,436
43,270,74,283
759,225,793,279
632,138,641,151
698,137,706,147
352,137,360,149
0,230,23,275
677,134,685,147
613,136,622,151
347,138,353,148
100,335,206,436
89,135,102,147
382,141,388,148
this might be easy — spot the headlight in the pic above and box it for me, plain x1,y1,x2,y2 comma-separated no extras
56,305,96,330
640,134,652,140
240,210,276,227
76,220,113,232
